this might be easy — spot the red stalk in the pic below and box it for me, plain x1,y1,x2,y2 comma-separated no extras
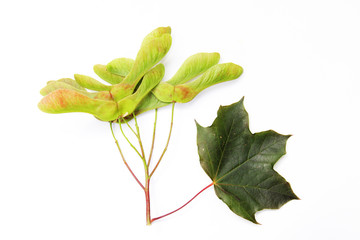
151,182,214,223
145,178,151,225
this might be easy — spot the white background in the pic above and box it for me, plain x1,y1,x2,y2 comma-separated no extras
1,0,359,239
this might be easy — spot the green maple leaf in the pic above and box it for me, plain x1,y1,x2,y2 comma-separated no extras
196,98,298,223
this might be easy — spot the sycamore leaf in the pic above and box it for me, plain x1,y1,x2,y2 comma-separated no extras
196,98,298,223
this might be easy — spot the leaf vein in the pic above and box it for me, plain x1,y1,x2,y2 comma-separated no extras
217,183,295,198
242,187,261,207
205,144,215,177
216,185,255,221
216,138,286,182
214,118,235,180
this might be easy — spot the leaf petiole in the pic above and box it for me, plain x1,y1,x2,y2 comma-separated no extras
151,182,214,223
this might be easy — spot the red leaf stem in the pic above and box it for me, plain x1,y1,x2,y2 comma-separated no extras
151,182,214,223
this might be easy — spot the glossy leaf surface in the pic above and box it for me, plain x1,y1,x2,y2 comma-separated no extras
196,98,298,223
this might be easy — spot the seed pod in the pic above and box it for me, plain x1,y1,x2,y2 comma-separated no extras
167,52,220,85
141,26,171,47
93,64,124,84
152,63,243,103
151,82,174,103
38,89,118,121
106,58,134,76
152,52,221,102
74,74,112,91
117,64,165,117
132,93,170,118
173,63,243,103
93,91,114,101
38,26,244,122
57,78,85,90
111,30,172,101
40,81,95,98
